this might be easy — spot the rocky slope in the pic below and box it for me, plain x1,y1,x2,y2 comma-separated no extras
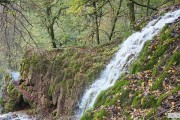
1,41,120,119
81,17,180,120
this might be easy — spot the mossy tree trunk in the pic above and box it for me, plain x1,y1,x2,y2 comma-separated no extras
127,0,135,29
146,0,150,16
46,6,57,48
93,1,100,45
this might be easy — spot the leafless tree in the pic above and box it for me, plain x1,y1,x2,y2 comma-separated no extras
0,1,34,70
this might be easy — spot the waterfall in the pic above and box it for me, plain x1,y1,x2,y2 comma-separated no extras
78,9,180,118
11,71,20,81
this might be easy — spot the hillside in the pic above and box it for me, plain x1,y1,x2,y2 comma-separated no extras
0,1,180,120
81,17,180,120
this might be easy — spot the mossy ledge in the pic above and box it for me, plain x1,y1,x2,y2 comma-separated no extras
81,18,180,120
2,40,120,119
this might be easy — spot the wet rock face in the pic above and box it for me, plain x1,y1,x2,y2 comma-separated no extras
15,41,119,118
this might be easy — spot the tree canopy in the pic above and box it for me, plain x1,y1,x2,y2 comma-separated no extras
0,0,178,69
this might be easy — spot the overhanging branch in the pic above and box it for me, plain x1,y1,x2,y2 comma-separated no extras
131,0,158,11
0,0,10,4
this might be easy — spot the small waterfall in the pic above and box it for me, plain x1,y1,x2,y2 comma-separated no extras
11,71,20,81
78,9,180,117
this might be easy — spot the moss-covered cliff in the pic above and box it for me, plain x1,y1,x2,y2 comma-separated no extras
1,74,25,112
2,41,120,119
81,18,180,119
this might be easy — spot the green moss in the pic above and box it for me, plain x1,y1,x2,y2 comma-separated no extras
81,109,94,120
0,97,3,106
156,94,166,107
159,24,168,37
94,90,107,108
7,82,15,94
131,90,143,108
48,82,56,97
165,51,180,70
152,67,158,76
3,82,22,112
159,26,173,41
120,89,130,102
156,86,180,107
130,61,141,74
141,95,156,109
94,80,130,108
3,74,12,82
132,95,141,108
145,108,157,119
61,80,66,88
3,101,15,112
93,109,108,120
150,72,167,90
130,41,151,74
139,18,147,29
145,43,168,70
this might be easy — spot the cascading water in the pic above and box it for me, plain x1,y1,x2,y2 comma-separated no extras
11,71,20,81
78,9,180,118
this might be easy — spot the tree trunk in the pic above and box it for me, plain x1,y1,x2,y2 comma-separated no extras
109,0,123,41
173,0,175,5
127,0,135,28
146,0,150,16
93,1,100,45
48,24,57,48
46,6,57,48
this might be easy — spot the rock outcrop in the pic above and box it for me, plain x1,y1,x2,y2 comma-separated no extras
2,41,120,119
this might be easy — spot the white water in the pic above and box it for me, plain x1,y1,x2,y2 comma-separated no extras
78,9,180,117
11,72,20,81
0,111,36,120
0,110,34,120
